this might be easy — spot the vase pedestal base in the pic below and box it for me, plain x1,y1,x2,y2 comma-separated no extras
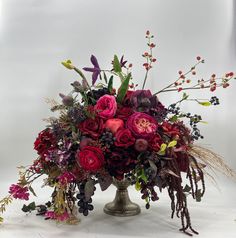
103,179,141,217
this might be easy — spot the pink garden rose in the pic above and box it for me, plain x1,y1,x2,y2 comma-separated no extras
127,112,157,139
95,95,117,119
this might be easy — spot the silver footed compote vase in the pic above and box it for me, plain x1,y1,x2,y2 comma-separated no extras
103,178,141,216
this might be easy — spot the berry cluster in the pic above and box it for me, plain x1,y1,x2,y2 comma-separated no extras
100,129,116,148
210,96,220,105
76,183,94,216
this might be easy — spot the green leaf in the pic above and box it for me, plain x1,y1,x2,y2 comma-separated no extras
183,184,192,193
135,181,141,191
167,140,177,148
140,169,148,183
196,189,202,202
158,143,167,155
182,92,189,100
199,121,208,124
29,186,37,197
98,175,113,191
61,60,74,70
84,179,95,201
117,73,131,103
0,216,3,223
103,72,108,84
21,202,36,213
113,55,121,73
169,115,178,122
198,101,211,106
148,160,157,176
108,75,114,93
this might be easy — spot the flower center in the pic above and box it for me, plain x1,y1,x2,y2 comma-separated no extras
135,118,156,133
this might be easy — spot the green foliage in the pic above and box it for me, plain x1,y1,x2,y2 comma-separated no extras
182,92,189,100
84,179,96,201
116,73,131,104
183,184,192,193
198,101,211,106
98,175,113,191
113,55,121,73
167,140,177,148
108,75,114,93
135,181,141,191
158,143,167,155
22,202,36,213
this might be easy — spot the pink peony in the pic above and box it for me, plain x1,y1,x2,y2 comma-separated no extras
95,95,117,119
127,112,157,139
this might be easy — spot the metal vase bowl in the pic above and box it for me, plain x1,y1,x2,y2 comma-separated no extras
103,178,141,217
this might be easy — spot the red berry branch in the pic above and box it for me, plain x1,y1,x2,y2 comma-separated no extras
142,30,157,90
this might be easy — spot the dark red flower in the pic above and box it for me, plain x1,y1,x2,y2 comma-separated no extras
116,106,133,120
76,146,104,172
114,128,135,148
78,116,104,139
127,112,157,139
106,149,137,180
149,134,163,151
161,121,180,138
34,129,57,157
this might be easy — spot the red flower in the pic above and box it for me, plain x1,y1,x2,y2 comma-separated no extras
34,129,56,157
114,128,135,148
127,112,157,139
77,146,104,172
149,134,163,151
95,94,117,119
104,118,124,134
116,106,133,120
106,149,137,180
79,117,103,139
161,121,180,138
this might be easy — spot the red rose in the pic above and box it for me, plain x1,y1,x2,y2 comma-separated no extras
77,146,104,172
104,118,124,134
114,128,135,148
116,106,133,120
78,117,103,139
95,94,117,119
149,134,163,151
127,112,157,139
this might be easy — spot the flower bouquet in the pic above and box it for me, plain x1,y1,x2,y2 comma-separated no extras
1,31,236,236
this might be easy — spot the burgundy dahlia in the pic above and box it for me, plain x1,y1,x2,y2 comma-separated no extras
114,128,135,148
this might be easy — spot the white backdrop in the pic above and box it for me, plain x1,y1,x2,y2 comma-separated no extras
0,0,236,237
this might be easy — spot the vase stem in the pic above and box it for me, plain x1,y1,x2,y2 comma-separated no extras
103,179,141,217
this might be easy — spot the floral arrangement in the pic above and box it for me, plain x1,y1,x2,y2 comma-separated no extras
1,31,236,236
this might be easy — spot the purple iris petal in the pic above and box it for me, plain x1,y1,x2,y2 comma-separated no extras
83,55,101,85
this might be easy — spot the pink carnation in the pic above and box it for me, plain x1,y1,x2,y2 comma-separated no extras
95,95,117,119
9,184,29,200
58,172,76,185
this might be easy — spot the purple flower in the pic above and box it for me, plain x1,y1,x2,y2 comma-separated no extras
9,184,29,200
83,55,101,85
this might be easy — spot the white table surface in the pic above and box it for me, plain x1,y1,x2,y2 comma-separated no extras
0,178,236,238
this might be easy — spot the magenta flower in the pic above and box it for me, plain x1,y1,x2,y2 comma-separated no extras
58,172,76,185
83,55,101,85
45,211,69,222
9,184,30,200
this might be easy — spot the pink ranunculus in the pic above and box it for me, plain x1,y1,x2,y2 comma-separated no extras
95,95,117,119
127,112,157,139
